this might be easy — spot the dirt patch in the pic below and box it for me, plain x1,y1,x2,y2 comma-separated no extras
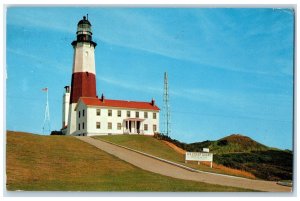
163,140,186,155
200,161,256,179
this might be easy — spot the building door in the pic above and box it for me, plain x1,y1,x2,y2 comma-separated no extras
137,121,141,134
129,121,132,133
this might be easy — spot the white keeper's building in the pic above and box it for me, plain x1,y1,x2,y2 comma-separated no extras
61,16,160,136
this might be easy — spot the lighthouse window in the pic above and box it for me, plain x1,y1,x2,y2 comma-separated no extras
82,110,85,117
78,124,80,130
108,110,112,117
78,111,81,118
96,109,100,116
153,112,157,119
82,122,85,129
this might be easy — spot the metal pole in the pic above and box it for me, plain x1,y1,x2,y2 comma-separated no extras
163,72,171,137
42,88,51,134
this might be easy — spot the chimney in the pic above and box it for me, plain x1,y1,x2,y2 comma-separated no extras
151,98,155,106
101,93,105,102
64,86,70,93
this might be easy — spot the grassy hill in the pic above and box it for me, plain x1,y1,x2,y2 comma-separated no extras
157,134,293,181
186,134,270,154
96,134,293,181
186,134,269,154
93,135,257,179
214,150,293,181
6,131,252,191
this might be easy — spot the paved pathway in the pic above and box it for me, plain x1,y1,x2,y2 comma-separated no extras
75,136,291,192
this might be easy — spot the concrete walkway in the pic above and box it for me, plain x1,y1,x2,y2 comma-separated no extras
75,136,291,192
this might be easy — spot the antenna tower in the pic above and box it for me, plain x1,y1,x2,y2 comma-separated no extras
42,88,51,134
162,72,171,136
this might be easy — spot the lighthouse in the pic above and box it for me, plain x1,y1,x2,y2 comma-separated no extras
62,16,160,136
65,16,97,135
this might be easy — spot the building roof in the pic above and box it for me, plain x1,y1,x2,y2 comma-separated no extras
78,97,160,111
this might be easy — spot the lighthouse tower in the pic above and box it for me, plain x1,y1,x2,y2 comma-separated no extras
66,16,97,135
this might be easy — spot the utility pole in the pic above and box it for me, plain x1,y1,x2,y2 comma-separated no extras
163,72,171,137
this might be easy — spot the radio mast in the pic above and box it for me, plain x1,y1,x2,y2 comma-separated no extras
42,87,51,134
162,72,171,136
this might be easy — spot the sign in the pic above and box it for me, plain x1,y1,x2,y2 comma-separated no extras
203,148,210,153
185,152,213,168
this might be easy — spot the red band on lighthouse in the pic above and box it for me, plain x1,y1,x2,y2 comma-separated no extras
70,72,97,103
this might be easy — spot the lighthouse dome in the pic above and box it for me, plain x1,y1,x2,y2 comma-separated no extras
72,15,97,47
77,16,91,26
76,15,92,37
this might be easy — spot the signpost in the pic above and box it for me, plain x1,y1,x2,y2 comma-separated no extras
185,152,213,168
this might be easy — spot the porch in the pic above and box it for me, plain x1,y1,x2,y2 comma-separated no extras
123,118,144,134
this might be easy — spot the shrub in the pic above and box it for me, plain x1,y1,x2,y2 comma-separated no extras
50,130,64,135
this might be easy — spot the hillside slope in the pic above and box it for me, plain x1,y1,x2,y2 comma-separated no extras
6,131,251,191
186,134,269,154
159,134,293,181
94,135,257,179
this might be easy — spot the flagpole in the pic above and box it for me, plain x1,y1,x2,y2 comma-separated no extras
42,88,51,134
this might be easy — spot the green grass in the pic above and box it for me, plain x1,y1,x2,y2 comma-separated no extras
94,135,185,162
185,134,269,154
93,135,256,179
6,131,254,191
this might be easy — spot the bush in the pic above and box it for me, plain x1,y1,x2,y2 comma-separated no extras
50,130,64,135
217,140,228,146
153,133,187,150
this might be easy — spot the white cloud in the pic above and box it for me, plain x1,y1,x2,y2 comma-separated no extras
8,8,293,77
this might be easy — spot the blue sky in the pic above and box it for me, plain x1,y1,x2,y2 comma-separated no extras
6,7,294,149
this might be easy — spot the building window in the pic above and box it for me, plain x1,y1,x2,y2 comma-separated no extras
108,122,112,129
136,111,139,118
78,123,80,130
127,111,130,117
96,109,101,116
144,124,148,131
117,110,121,117
144,112,148,118
108,110,112,117
83,110,85,117
96,122,100,129
153,112,157,119
153,124,157,132
82,122,85,130
78,111,81,118
117,123,122,130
